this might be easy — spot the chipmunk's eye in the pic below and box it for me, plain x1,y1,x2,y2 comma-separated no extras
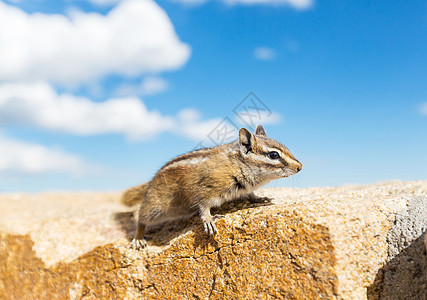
267,151,280,159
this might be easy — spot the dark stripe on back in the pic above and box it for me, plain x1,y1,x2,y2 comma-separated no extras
160,147,214,170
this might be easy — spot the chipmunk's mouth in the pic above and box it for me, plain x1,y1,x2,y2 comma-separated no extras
281,165,302,177
280,170,296,178
282,160,302,177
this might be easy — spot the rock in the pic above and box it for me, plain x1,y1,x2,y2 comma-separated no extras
368,196,427,300
0,181,426,299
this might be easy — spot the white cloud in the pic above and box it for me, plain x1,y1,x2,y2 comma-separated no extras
236,110,282,126
115,76,169,97
0,81,232,142
0,82,175,140
140,77,169,95
420,102,427,116
0,0,191,85
285,40,300,53
178,108,202,123
177,108,242,146
87,0,120,6
218,0,312,8
0,81,282,144
180,118,226,142
169,0,209,6
177,108,226,141
0,134,90,175
88,0,313,8
253,47,277,61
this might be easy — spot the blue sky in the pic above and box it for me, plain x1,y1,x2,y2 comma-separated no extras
0,0,426,192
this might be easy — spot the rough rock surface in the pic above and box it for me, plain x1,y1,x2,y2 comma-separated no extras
0,181,426,299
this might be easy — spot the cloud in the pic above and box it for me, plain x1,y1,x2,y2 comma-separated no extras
178,108,203,123
211,0,312,8
87,0,313,8
253,47,277,61
420,102,427,116
0,0,191,85
140,77,169,95
285,40,300,53
0,82,230,142
115,76,169,97
87,0,120,6
177,109,242,147
0,82,175,140
0,134,91,175
180,118,226,142
169,0,209,6
177,108,226,141
235,110,282,126
0,81,282,143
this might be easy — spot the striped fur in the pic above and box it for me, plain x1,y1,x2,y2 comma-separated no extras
125,125,302,249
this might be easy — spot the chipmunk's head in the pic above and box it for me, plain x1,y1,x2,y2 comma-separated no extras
238,125,302,180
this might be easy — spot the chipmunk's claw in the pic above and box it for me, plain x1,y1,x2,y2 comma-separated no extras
203,221,218,236
240,192,273,204
130,238,147,250
252,196,273,203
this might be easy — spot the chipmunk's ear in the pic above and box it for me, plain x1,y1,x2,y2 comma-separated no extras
255,125,267,137
239,128,254,154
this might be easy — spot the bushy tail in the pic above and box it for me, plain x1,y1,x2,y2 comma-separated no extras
120,182,149,206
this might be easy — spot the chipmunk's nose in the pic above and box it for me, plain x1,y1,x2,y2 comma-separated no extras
285,157,302,173
293,161,302,173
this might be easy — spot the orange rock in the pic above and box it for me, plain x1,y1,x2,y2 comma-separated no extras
0,181,426,299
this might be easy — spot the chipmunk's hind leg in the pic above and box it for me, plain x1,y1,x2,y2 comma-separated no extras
130,221,147,250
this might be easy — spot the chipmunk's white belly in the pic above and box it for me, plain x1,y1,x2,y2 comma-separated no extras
207,197,226,208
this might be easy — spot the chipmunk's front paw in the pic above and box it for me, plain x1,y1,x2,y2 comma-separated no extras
130,238,147,250
213,214,225,220
203,220,218,236
251,196,273,203
243,193,273,203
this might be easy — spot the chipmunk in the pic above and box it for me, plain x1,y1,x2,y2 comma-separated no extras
121,125,302,250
